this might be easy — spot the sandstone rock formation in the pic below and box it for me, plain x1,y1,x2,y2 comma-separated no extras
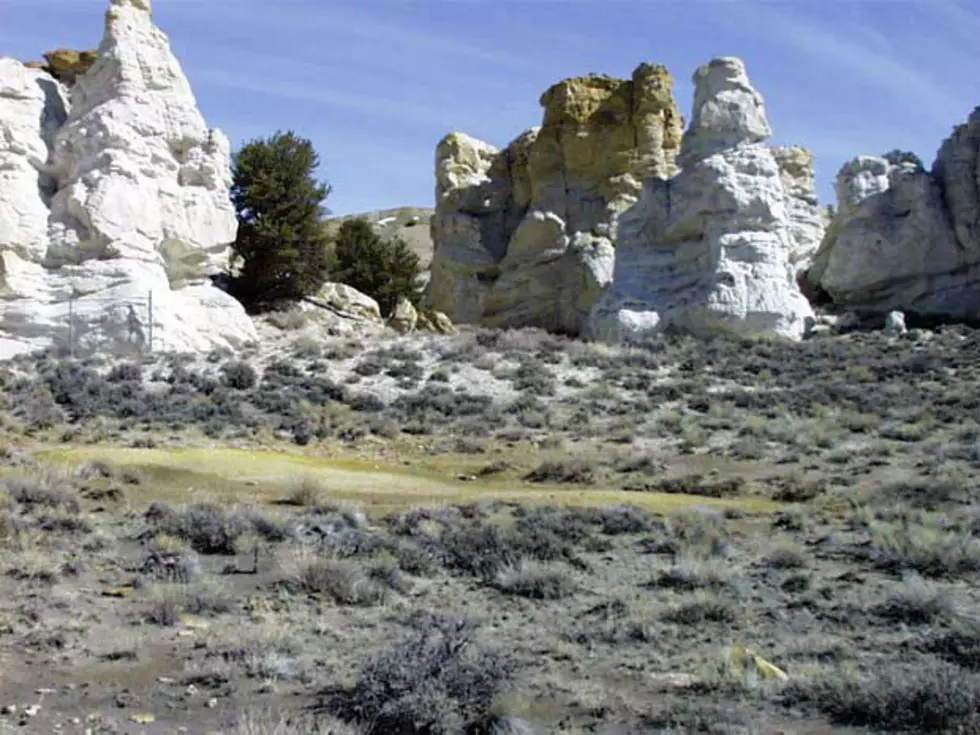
388,296,419,334
39,49,99,85
0,0,256,358
772,146,828,274
426,64,684,335
303,282,383,323
804,108,980,322
587,57,819,342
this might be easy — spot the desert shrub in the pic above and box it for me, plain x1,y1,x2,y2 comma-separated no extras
140,536,202,583
642,474,746,499
784,659,980,732
920,630,980,670
3,472,80,514
867,522,980,578
661,592,740,625
511,359,556,396
660,511,732,559
391,386,493,421
146,502,252,556
235,709,364,735
329,218,423,317
492,561,576,599
333,613,514,734
285,555,385,606
523,459,596,485
872,575,956,625
285,475,326,507
221,360,258,390
763,543,810,570
439,520,584,581
106,361,142,383
588,504,658,535
143,582,233,626
649,558,734,591
510,506,593,543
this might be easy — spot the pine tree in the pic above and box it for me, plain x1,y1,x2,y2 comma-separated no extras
330,218,424,317
229,131,332,311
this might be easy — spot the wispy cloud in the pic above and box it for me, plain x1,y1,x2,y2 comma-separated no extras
733,3,967,126
194,67,459,129
159,0,558,75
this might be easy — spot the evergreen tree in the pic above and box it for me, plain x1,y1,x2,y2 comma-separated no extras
229,131,332,311
330,218,424,317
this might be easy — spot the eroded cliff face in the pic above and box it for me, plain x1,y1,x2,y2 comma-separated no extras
0,0,256,358
803,108,980,321
587,57,818,342
426,64,684,335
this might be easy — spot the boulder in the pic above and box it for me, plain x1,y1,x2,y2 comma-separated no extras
41,49,99,85
884,310,907,336
587,57,818,343
426,63,684,335
803,107,980,321
0,0,256,358
303,282,382,323
388,297,419,334
417,309,456,335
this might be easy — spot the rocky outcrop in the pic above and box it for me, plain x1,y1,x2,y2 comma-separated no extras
803,108,980,321
772,146,827,273
34,49,100,85
426,64,684,335
303,282,383,323
0,0,256,359
388,297,419,334
587,57,819,342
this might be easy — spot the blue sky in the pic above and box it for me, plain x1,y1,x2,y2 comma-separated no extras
2,0,978,217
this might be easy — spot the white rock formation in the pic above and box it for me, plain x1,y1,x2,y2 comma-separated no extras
803,108,980,320
0,0,256,359
884,310,907,336
587,57,819,343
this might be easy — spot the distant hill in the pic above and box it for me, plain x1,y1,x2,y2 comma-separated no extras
324,207,435,273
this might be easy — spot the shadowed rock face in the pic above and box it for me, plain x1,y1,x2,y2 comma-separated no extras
803,107,980,321
0,0,256,358
425,64,684,336
587,57,819,343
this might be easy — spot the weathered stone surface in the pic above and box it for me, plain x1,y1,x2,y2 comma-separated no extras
388,296,419,334
426,64,684,335
588,57,817,342
303,282,382,323
0,0,256,358
41,49,99,85
802,107,980,321
417,309,456,335
772,146,827,273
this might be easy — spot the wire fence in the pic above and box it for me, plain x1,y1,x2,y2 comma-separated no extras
64,290,155,358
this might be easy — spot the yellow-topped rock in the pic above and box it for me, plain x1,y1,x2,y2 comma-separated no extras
427,62,684,335
41,49,99,84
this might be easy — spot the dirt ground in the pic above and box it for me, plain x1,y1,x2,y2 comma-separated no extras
2,325,980,734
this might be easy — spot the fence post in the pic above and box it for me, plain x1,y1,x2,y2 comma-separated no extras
147,290,153,355
68,294,74,358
